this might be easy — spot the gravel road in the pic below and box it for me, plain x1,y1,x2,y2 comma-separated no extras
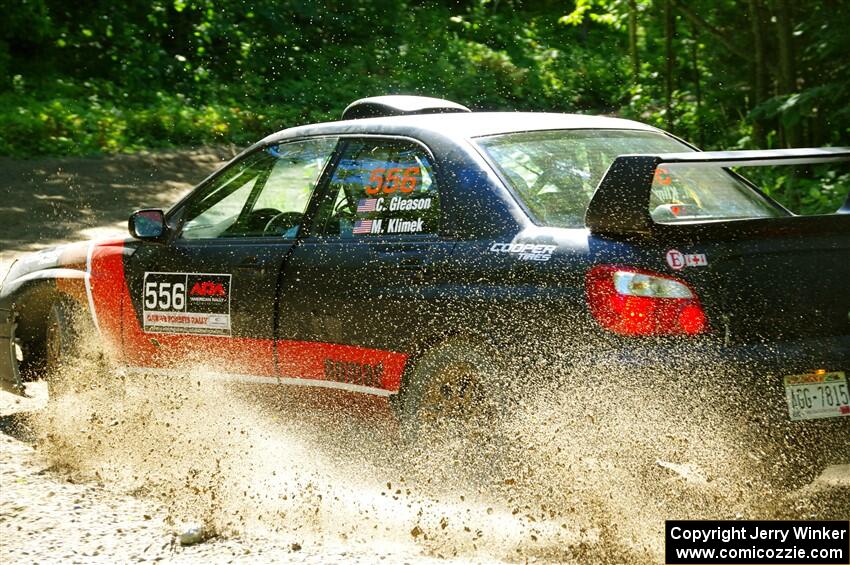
1,383,461,564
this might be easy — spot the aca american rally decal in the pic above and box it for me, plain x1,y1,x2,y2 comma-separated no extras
142,272,232,336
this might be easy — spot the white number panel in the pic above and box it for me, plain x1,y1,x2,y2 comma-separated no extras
142,272,232,336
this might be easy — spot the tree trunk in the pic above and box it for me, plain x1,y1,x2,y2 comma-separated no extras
672,0,753,62
748,0,769,146
690,26,703,146
628,0,640,79
773,0,801,147
665,0,676,131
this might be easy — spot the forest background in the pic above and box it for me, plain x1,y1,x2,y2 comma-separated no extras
2,0,848,214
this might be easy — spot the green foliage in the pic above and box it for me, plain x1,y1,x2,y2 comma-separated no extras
0,82,281,156
1,0,848,213
744,166,850,215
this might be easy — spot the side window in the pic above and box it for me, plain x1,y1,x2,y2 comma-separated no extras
179,153,268,240
311,139,440,238
179,138,337,239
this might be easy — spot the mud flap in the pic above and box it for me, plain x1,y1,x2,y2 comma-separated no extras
0,308,25,395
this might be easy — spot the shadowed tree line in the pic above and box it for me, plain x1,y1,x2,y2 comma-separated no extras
1,0,848,212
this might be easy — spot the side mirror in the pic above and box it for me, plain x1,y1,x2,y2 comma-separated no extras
129,209,166,240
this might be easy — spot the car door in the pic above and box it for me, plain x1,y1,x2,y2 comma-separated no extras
121,137,339,377
276,137,456,395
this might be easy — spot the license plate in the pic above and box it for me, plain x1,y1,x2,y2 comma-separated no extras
784,371,850,421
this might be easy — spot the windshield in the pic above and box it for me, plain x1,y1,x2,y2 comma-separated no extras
476,130,783,228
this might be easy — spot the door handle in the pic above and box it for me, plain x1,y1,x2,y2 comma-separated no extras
375,251,425,263
235,256,265,271
374,249,428,276
398,256,424,268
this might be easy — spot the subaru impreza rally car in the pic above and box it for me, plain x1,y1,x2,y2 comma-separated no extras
1,96,848,484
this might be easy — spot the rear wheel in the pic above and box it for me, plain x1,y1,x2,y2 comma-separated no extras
395,337,503,442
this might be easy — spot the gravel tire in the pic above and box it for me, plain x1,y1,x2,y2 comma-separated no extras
44,300,87,398
394,336,504,443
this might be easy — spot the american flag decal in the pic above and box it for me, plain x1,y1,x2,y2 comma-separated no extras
353,220,373,234
357,198,378,213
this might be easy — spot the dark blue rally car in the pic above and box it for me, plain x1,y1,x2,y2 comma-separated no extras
1,96,848,482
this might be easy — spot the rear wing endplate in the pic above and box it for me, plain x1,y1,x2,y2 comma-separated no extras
585,147,850,236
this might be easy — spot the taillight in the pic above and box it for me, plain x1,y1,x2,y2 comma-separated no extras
585,265,708,336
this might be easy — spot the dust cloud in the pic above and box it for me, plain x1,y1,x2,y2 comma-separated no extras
26,333,850,564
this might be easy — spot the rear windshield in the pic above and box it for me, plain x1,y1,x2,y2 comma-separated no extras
476,130,783,228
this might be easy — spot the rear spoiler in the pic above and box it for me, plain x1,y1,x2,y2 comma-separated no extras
585,147,850,236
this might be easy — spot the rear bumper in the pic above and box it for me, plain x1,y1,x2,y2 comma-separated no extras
596,336,849,421
718,335,849,374
600,335,850,375
595,335,849,467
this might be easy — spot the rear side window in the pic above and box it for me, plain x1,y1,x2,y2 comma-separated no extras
648,164,782,222
311,139,440,237
477,130,782,227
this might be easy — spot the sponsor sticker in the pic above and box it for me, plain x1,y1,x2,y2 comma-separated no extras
666,249,708,270
142,272,231,336
490,242,557,262
324,358,384,388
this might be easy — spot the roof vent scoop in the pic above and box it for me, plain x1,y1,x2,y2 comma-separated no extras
342,95,471,120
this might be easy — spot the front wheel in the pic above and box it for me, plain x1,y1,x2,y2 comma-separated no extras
44,301,78,396
44,300,103,398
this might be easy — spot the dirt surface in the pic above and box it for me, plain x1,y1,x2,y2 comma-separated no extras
1,150,848,564
0,384,451,564
0,147,235,275
1,376,848,565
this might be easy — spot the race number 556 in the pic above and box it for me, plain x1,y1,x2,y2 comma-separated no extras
365,167,420,195
144,280,185,311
